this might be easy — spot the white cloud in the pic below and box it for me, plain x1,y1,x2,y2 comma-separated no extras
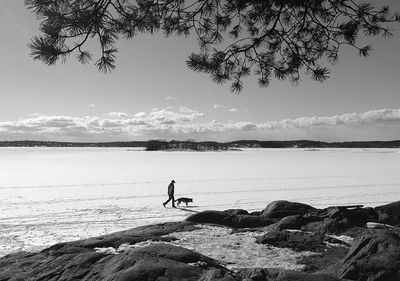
213,104,227,109
179,106,195,113
134,112,147,118
88,104,95,108
148,107,205,123
265,108,400,130
1,108,400,141
107,112,128,118
125,118,148,126
166,96,176,100
214,105,240,112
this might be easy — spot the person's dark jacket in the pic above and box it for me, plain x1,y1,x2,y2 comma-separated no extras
167,182,174,195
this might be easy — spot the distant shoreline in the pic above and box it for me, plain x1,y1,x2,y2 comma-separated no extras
0,140,400,150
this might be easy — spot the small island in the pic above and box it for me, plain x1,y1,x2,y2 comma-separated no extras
1,139,400,151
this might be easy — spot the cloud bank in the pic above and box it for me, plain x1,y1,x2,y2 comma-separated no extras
1,108,399,141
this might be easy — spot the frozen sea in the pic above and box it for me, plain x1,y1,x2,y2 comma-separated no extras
1,147,400,257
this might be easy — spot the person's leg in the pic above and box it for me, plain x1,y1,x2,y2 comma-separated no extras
171,195,176,208
163,196,171,207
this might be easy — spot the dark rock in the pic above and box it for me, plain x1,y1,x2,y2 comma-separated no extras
5,201,400,281
276,215,305,230
0,222,240,281
297,246,349,273
186,210,230,225
256,229,326,252
300,220,327,234
375,201,400,226
257,215,307,234
45,221,197,251
186,211,274,229
0,250,108,281
327,229,400,281
0,243,235,281
230,215,274,228
324,217,351,234
261,201,316,219
199,269,238,281
308,206,346,219
188,202,382,234
236,268,266,281
324,235,351,247
255,228,350,253
304,206,379,234
86,243,231,280
351,207,379,223
340,226,367,239
224,209,250,216
264,269,349,281
236,268,346,281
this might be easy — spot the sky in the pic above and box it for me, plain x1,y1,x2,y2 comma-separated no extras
0,0,399,142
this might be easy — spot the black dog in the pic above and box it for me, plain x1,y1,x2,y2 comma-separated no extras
174,197,193,207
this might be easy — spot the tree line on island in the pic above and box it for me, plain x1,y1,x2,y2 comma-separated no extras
1,140,400,150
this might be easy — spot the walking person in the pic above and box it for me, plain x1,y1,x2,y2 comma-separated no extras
163,180,176,208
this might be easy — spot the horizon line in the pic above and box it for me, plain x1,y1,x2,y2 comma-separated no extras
1,139,400,144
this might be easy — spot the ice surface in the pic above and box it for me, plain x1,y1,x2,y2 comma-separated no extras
98,225,316,270
0,147,399,256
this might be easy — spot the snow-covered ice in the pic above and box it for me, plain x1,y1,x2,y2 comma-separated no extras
96,225,316,270
0,147,399,256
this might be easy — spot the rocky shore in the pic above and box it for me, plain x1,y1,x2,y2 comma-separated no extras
1,200,400,281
